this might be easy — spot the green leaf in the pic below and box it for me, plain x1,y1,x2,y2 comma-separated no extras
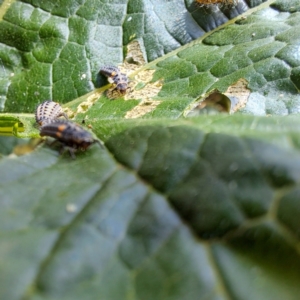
67,0,300,119
1,1,300,299
1,117,300,300
1,0,290,114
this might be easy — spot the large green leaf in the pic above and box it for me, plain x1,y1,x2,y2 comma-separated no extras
1,117,300,300
0,0,286,113
1,0,300,299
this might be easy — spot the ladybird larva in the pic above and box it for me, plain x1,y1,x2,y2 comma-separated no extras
40,120,102,159
99,66,119,78
195,0,237,5
99,65,129,94
35,100,68,126
113,72,129,94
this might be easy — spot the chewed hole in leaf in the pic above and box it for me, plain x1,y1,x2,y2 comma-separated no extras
187,78,250,116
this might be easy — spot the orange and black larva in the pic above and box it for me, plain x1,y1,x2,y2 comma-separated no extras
35,100,68,126
194,0,237,5
100,66,129,94
99,66,119,78
40,120,102,159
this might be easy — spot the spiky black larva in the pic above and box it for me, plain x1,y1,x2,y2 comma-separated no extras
99,65,129,94
40,120,102,159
